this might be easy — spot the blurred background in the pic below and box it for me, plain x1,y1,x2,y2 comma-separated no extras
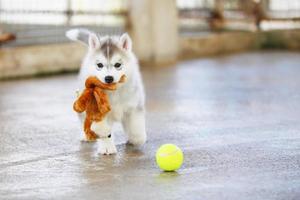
0,0,299,78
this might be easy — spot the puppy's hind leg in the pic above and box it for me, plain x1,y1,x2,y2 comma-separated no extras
122,108,147,146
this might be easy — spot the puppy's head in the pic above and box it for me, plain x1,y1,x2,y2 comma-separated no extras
87,34,132,84
66,29,133,84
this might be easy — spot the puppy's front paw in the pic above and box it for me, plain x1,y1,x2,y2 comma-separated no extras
98,145,117,155
97,138,117,155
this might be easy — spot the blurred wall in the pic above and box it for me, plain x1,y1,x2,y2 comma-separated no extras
128,0,179,65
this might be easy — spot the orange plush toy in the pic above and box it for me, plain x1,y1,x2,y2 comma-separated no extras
73,75,126,141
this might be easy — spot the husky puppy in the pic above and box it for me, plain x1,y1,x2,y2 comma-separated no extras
66,29,146,155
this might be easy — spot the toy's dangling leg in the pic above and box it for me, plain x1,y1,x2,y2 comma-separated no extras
84,118,99,142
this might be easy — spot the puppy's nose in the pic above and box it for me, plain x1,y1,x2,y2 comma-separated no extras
105,76,114,84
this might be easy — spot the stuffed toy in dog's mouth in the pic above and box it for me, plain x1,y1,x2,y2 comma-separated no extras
73,75,126,141
84,75,126,89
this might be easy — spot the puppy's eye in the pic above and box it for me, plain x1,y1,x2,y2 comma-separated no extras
97,63,103,69
114,63,122,69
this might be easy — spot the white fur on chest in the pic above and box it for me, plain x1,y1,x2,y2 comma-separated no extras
106,81,143,122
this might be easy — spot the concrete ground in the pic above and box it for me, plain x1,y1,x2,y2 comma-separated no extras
0,51,300,200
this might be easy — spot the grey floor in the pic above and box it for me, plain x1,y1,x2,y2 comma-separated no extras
1,51,300,200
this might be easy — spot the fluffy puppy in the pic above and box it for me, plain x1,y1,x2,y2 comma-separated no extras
66,29,146,154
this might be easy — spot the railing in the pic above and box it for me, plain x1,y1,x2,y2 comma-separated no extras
0,0,128,46
177,0,300,34
0,0,299,46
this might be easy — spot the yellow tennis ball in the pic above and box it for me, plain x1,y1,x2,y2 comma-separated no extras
156,144,184,171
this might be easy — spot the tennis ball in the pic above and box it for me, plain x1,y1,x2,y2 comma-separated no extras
156,144,184,171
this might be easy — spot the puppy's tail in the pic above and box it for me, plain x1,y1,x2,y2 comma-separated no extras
65,28,93,45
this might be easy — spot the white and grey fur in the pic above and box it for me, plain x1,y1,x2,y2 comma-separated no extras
66,29,146,154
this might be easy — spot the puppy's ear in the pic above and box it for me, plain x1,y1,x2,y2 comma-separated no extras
119,33,132,51
65,28,93,45
88,33,100,51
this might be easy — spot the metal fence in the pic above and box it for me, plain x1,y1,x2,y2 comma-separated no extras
177,0,300,34
0,0,127,46
0,0,299,47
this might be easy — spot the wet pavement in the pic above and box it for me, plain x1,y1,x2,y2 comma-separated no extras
0,51,300,200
